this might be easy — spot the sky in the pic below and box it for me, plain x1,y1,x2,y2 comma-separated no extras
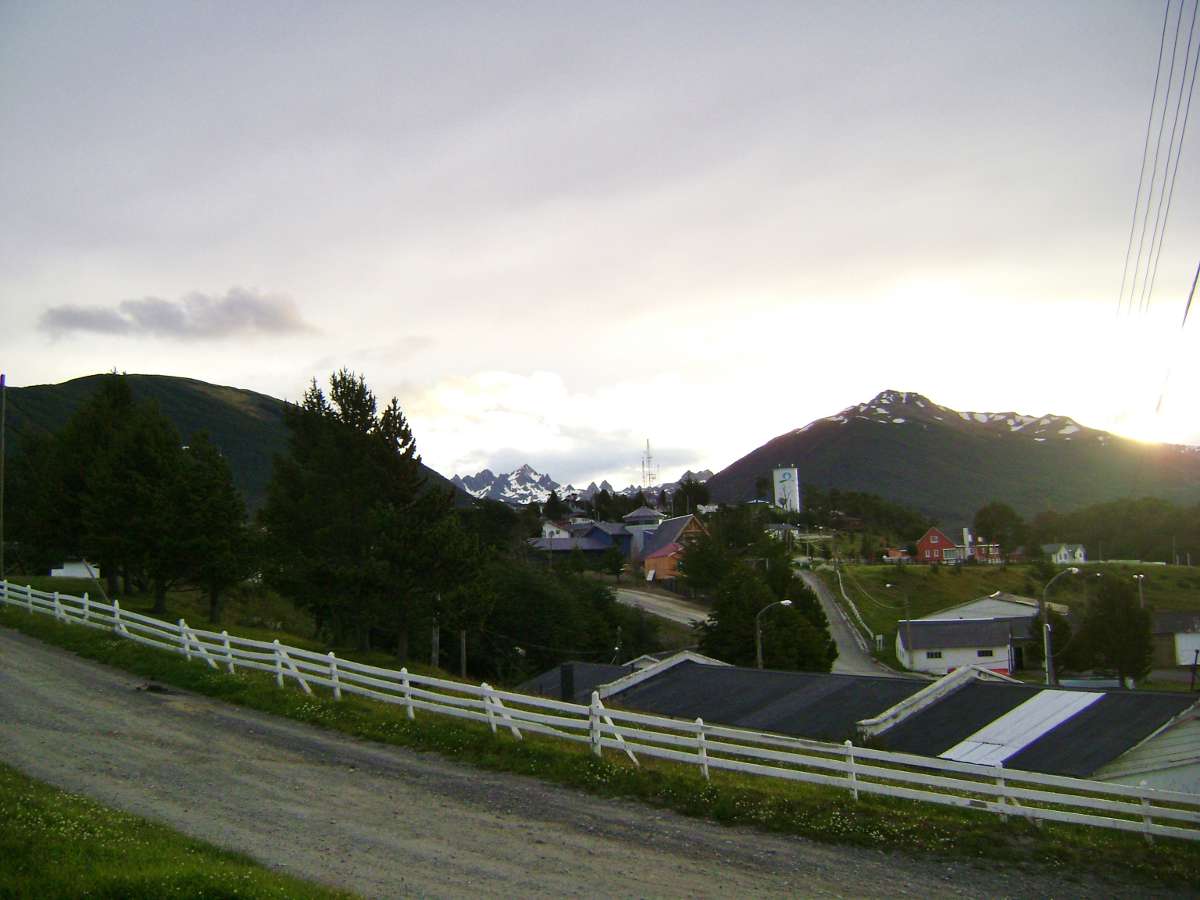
2,1,1198,488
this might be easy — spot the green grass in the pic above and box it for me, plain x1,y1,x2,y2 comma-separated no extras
2,606,1197,888
820,562,1200,664
0,762,349,899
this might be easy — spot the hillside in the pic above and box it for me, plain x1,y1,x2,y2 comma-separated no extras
707,390,1200,526
2,374,466,510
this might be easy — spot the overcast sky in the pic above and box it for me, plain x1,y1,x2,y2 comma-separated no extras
3,1,1198,486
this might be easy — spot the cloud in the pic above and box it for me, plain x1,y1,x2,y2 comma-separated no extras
39,287,314,340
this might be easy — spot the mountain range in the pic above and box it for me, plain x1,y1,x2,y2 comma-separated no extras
705,390,1200,526
1,374,465,510
450,465,713,506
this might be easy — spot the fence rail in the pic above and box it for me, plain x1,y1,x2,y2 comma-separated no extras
3,579,1199,842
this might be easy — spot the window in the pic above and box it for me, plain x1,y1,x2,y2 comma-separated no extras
977,649,994,658
931,534,939,544
926,651,943,659
924,550,931,558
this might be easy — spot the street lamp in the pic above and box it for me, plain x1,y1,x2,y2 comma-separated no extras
755,599,793,669
886,583,912,669
1133,573,1146,609
1041,567,1079,685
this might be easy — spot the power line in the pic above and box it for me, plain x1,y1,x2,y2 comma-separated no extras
1142,0,1200,312
1127,0,1187,315
1119,0,1175,316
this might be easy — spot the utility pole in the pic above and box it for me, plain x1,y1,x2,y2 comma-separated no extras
1134,573,1146,609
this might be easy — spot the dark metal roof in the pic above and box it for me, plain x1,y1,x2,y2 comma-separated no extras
591,521,630,536
1153,611,1200,635
874,681,1198,778
606,661,927,742
622,505,665,522
527,536,611,552
642,515,699,557
517,661,632,703
897,618,1019,650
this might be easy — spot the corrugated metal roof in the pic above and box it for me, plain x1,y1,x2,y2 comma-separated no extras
939,691,1103,766
898,618,1017,650
1153,611,1200,635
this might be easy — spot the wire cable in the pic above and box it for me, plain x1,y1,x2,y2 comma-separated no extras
1119,0,1175,316
1142,0,1200,312
1128,0,1187,315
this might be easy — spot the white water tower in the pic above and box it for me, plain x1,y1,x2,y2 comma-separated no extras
773,465,801,512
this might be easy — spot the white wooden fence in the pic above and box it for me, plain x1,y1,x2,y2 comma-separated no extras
3,579,1199,843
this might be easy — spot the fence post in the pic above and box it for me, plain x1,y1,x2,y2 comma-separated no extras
179,619,191,661
590,691,603,758
112,598,123,635
82,592,91,624
26,584,33,614
222,631,235,673
696,718,709,781
53,591,64,622
400,667,415,720
844,740,859,801
482,682,498,734
328,652,342,700
1140,780,1155,845
996,764,1008,823
273,639,284,688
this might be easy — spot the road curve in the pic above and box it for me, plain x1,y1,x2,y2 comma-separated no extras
800,570,899,678
614,587,709,626
0,627,1157,899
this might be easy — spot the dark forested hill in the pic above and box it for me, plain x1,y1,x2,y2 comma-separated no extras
2,374,465,510
707,390,1200,527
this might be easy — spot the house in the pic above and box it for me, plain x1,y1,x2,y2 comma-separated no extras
915,527,961,564
1152,611,1200,668
526,535,613,559
896,618,1019,675
644,542,683,582
1043,543,1087,565
622,505,667,528
540,520,570,539
924,591,1067,620
882,548,912,564
864,670,1200,792
641,514,708,564
49,560,100,579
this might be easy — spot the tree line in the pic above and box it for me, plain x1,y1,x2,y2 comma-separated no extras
6,371,659,682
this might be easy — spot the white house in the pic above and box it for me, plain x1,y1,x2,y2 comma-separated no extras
49,560,100,579
896,618,1017,676
540,520,570,539
1153,611,1200,668
1042,543,1087,564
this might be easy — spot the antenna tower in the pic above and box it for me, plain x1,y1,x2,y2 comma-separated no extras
640,439,659,490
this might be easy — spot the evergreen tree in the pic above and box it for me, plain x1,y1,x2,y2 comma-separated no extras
973,501,1027,559
1078,578,1153,684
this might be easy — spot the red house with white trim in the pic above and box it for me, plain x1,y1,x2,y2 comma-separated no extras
915,527,962,564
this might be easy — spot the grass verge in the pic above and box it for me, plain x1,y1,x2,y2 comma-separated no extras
2,606,1198,888
0,762,349,899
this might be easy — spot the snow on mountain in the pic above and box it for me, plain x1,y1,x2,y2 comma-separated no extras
452,465,712,507
818,390,1104,443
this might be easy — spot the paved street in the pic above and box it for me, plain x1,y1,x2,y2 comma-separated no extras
799,570,900,678
614,587,709,626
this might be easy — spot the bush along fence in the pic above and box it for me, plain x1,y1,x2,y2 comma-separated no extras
3,579,1199,843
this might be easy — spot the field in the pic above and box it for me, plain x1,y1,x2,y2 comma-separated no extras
0,763,346,899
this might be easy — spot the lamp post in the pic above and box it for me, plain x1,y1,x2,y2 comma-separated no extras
1133,573,1146,609
755,599,792,669
886,583,912,669
1041,567,1079,685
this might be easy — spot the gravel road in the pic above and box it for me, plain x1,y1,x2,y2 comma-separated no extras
0,627,1177,898
800,570,900,678
614,588,708,626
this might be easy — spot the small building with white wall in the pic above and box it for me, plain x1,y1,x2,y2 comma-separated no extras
49,560,100,579
1042,543,1087,564
896,618,1018,675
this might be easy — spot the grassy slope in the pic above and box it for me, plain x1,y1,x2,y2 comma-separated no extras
2,606,1197,886
817,563,1200,672
0,764,348,899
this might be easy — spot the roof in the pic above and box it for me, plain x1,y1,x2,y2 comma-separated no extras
643,515,702,557
517,661,632,703
604,660,927,742
590,521,630,536
918,526,959,544
1041,543,1085,553
527,536,612,552
622,505,666,522
874,681,1198,778
644,541,683,561
1153,611,1200,635
897,618,1021,650
920,592,1041,622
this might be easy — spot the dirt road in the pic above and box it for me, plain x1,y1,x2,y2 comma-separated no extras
0,627,1171,898
614,587,708,626
800,570,901,678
